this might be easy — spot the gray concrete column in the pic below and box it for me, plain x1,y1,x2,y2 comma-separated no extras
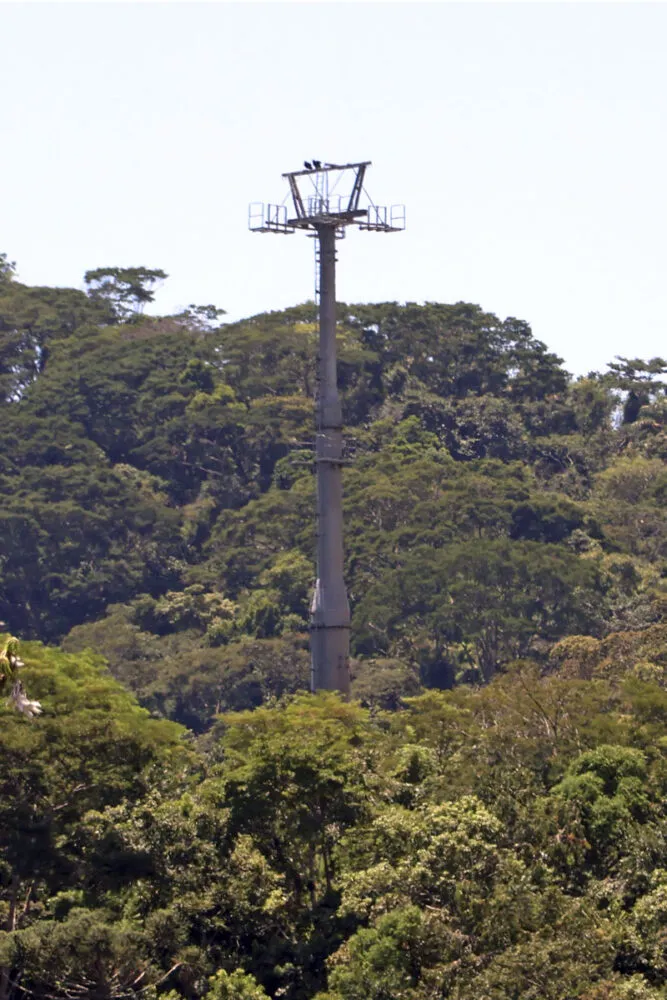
309,224,351,694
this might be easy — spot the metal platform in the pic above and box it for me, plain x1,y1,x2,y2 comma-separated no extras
288,199,368,229
359,204,406,233
248,202,295,234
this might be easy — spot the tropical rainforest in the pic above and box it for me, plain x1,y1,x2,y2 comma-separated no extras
1,253,666,1000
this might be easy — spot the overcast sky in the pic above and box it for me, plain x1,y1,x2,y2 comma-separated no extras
2,2,666,374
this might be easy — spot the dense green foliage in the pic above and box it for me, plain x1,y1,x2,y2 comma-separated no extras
1,260,665,727
4,638,667,999
1,258,666,998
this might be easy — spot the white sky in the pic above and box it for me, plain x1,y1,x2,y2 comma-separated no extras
2,2,666,375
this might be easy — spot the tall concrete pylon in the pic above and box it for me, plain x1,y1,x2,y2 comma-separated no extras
249,162,404,693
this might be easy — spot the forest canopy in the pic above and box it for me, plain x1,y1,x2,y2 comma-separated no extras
1,257,666,1000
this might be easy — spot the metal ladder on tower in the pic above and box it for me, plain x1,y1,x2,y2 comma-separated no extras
314,229,345,304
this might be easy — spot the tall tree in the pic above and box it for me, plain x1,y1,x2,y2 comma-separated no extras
83,266,168,322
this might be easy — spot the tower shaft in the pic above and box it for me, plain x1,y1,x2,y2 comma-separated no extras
310,224,351,693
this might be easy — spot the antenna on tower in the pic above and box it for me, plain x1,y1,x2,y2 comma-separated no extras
250,161,405,695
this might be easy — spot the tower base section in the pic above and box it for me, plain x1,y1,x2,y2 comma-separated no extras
310,624,350,695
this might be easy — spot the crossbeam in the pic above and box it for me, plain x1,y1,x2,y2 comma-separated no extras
282,160,372,179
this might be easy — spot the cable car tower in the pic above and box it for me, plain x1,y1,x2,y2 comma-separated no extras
249,161,404,695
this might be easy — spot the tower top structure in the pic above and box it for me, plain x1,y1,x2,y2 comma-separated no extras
249,160,405,236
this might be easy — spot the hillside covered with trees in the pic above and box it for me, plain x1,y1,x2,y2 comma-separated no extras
1,255,666,1000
